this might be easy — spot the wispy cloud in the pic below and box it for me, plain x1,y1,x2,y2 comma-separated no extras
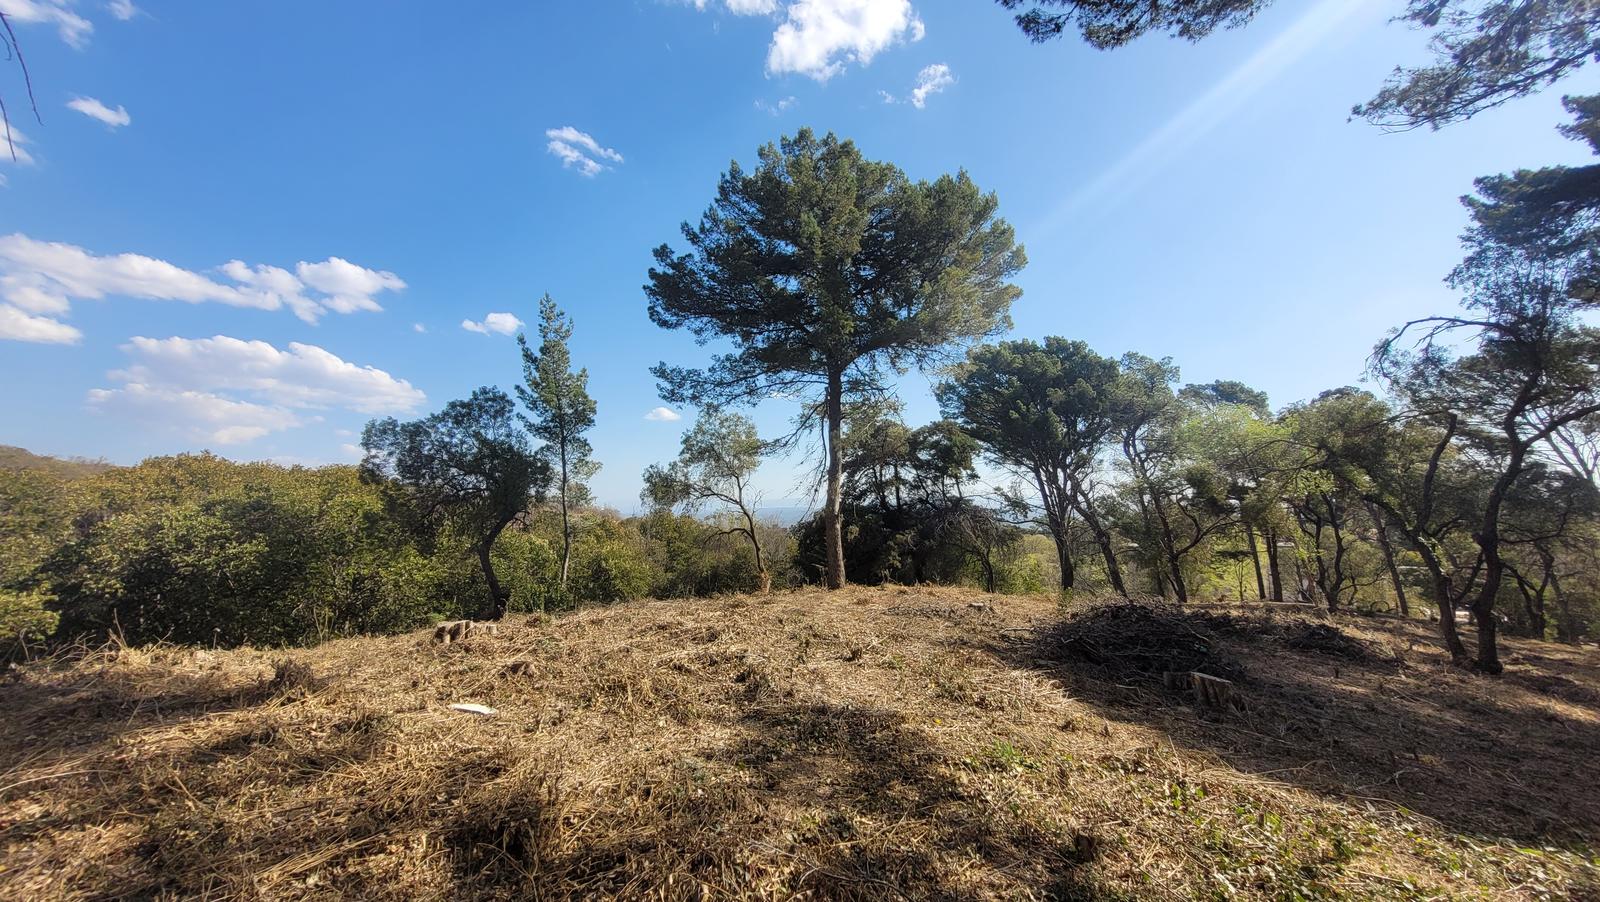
755,95,798,116
461,312,523,336
0,0,93,47
106,0,138,21
909,62,952,108
645,406,682,422
881,61,953,108
545,126,623,177
67,96,131,128
689,0,779,13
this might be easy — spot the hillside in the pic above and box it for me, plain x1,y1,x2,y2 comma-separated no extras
2,587,1597,900
0,446,114,479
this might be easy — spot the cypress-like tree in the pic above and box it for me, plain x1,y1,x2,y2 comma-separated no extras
517,295,598,591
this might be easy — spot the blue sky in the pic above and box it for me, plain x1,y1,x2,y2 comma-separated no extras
0,0,1594,510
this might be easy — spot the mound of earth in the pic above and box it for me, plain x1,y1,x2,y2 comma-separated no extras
2,588,1597,900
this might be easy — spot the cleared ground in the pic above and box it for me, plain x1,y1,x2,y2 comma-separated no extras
1,587,1597,900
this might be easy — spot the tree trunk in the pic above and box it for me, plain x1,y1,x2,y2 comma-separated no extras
1148,493,1186,602
1533,549,1554,639
558,444,572,590
1072,484,1126,596
1165,549,1187,603
1552,569,1576,644
741,505,770,594
1033,468,1075,592
1058,538,1076,591
1368,503,1409,617
1264,525,1283,602
1419,546,1468,665
1091,526,1125,596
1472,605,1500,673
1468,440,1529,674
1245,524,1266,601
476,520,511,620
822,368,847,590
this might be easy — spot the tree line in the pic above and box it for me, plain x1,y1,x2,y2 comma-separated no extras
2,0,1598,673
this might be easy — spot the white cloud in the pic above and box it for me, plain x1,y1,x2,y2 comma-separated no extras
106,0,137,20
412,322,427,333
88,335,426,445
545,126,623,177
0,302,81,343
755,95,798,115
111,335,427,413
908,62,952,108
0,233,406,341
0,0,93,47
645,406,683,422
767,0,924,81
296,257,405,314
67,96,131,128
461,312,523,335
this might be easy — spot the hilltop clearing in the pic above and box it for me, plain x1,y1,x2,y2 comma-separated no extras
2,588,1597,899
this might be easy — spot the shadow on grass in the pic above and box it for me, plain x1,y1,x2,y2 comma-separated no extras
709,697,1121,901
990,606,1600,848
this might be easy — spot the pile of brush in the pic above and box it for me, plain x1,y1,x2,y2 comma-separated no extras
1038,600,1247,683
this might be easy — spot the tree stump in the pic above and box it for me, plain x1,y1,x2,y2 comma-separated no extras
1163,670,1238,711
432,620,499,645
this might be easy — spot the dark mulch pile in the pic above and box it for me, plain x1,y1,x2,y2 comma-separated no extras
1036,602,1398,688
1284,623,1381,661
1038,601,1248,683
1191,612,1388,663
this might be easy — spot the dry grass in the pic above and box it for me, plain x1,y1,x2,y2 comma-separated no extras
2,587,1598,900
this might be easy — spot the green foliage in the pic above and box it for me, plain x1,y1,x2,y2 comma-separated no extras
1002,1,1600,132
35,458,450,646
938,337,1125,592
568,517,653,605
647,128,1025,587
492,528,561,614
0,466,72,589
996,0,1268,48
1,587,57,665
518,296,600,589
791,411,1034,593
362,387,549,619
643,410,772,589
647,128,1026,411
1357,2,1600,129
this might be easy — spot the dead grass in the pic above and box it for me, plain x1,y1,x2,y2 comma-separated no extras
2,587,1598,900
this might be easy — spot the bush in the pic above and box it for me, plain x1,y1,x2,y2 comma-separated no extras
568,517,653,605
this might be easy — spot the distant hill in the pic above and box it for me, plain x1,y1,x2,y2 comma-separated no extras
0,446,115,479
